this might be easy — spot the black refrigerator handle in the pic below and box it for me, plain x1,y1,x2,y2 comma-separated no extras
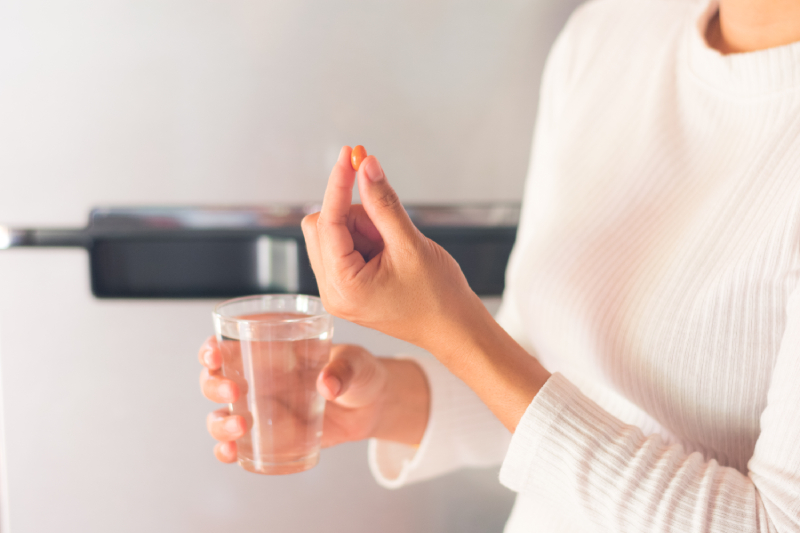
0,205,520,298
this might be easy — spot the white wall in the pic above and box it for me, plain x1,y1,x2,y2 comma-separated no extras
0,0,584,531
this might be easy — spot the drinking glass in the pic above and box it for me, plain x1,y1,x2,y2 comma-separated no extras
213,294,333,474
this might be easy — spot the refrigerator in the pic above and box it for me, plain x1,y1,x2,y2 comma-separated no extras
0,1,584,531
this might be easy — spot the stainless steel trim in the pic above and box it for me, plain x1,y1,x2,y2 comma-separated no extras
86,204,520,230
256,236,299,292
0,227,25,250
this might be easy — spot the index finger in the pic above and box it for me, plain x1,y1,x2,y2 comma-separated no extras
319,146,356,228
301,212,327,289
317,146,366,277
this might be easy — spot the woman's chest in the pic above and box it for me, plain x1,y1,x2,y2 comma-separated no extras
515,97,800,469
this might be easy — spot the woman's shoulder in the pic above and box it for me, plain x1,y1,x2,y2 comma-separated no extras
547,0,700,95
567,0,698,33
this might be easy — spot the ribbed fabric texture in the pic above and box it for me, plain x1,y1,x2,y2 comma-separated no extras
370,0,800,530
369,355,510,488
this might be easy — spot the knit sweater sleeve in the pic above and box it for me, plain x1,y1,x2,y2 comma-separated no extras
499,285,800,532
367,353,511,488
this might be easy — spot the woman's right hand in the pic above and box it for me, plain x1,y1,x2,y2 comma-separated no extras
198,337,430,463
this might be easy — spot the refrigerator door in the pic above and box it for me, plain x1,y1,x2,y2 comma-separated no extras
0,0,585,530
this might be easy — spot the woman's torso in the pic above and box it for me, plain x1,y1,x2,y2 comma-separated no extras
507,0,800,484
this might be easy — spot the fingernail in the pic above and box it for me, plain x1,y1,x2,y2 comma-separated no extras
204,350,214,366
364,157,384,182
225,418,240,433
326,376,342,397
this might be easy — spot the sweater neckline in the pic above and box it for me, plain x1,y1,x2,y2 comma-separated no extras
685,0,800,97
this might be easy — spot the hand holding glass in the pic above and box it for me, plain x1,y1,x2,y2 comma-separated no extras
212,294,333,475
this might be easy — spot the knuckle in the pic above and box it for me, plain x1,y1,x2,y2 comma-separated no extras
203,376,225,402
210,421,228,440
316,211,337,229
354,354,377,385
347,344,370,362
301,214,318,232
376,188,400,210
224,380,239,402
329,344,348,358
202,382,217,401
207,414,223,436
336,346,370,381
333,343,357,353
331,357,355,379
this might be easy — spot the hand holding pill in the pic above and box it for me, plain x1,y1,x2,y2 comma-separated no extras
301,146,484,355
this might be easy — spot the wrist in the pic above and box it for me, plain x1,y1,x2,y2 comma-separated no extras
425,300,551,432
418,289,490,358
371,358,430,445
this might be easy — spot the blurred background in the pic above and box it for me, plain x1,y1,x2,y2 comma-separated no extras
0,0,583,531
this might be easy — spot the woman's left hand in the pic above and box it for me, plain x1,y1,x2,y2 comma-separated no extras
301,146,485,355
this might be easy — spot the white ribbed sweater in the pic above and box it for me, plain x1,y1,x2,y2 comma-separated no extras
369,0,800,531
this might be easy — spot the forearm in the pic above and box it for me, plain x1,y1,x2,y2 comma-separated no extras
425,299,551,432
371,358,430,445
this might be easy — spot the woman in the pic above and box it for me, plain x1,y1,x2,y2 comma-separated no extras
199,0,800,529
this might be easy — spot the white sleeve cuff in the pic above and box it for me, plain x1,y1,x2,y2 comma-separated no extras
369,353,511,489
498,372,578,494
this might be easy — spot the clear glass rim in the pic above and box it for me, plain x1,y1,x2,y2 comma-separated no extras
212,294,329,324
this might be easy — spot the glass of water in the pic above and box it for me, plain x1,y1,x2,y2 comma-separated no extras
213,294,333,475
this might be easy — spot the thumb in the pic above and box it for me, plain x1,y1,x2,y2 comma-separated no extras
357,156,418,244
317,357,351,401
316,345,385,408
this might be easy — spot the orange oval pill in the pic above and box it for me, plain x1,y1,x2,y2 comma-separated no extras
351,145,367,171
